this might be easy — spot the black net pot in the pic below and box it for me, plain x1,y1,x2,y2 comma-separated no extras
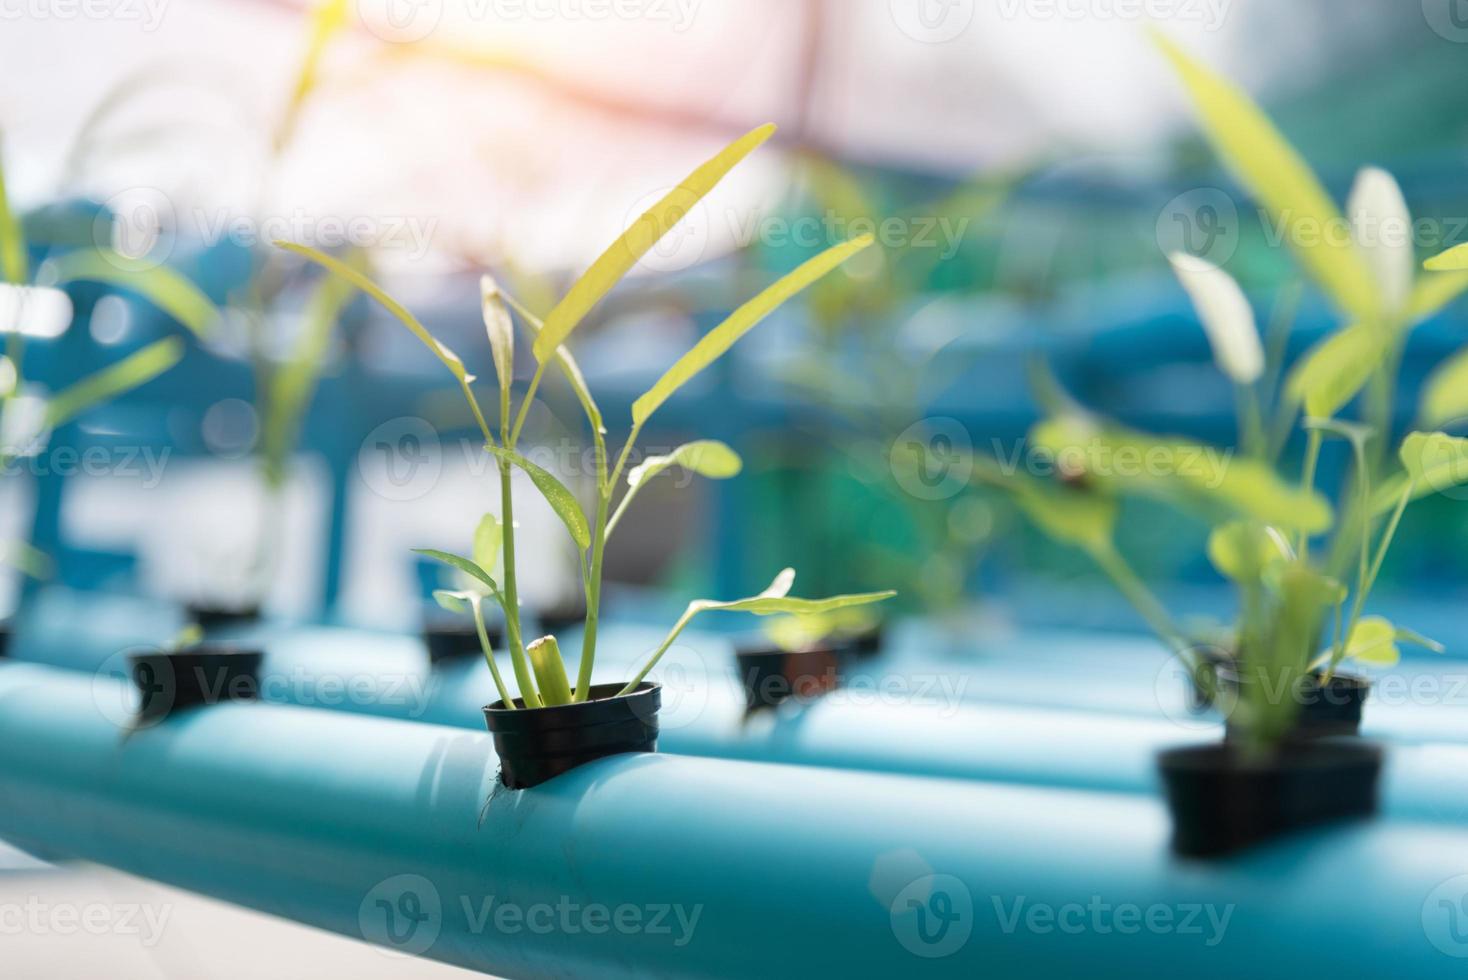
1158,738,1383,858
1218,666,1370,740
482,682,660,790
422,612,506,665
128,646,264,723
733,641,843,711
184,601,263,635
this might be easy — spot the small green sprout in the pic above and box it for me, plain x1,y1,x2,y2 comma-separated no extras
281,124,895,707
952,38,1467,755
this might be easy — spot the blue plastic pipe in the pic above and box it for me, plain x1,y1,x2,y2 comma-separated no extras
3,663,1468,978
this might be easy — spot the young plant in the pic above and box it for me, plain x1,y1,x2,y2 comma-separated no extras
0,134,214,589
281,124,895,707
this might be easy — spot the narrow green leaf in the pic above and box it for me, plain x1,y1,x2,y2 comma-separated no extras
276,240,470,383
534,123,777,363
1420,345,1468,427
43,337,183,430
626,440,742,491
414,548,499,595
484,445,591,551
1409,270,1468,325
632,234,874,426
527,635,574,706
0,138,26,285
1152,33,1377,323
261,260,356,486
481,275,515,396
45,250,218,339
1424,243,1468,272
472,512,502,579
1284,324,1387,418
274,0,351,152
1396,626,1445,654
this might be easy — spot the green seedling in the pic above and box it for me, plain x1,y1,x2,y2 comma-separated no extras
953,36,1468,755
0,132,215,587
281,125,895,707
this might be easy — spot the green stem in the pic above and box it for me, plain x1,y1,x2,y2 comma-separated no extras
619,605,697,695
497,455,541,708
1089,545,1190,658
1297,427,1322,559
1236,382,1265,460
574,488,609,702
1363,479,1413,601
472,596,515,707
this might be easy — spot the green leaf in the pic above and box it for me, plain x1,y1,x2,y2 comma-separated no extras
273,0,351,152
1285,324,1387,418
1029,418,1332,533
1207,520,1293,582
631,234,874,426
493,276,604,435
1152,33,1377,323
261,257,357,487
1399,431,1468,498
1419,345,1468,428
414,548,499,595
0,138,26,285
527,635,573,706
626,440,742,491
969,453,1117,555
484,445,591,551
45,250,218,339
472,512,502,579
43,337,183,430
0,539,50,580
276,240,470,383
433,589,470,614
480,275,514,396
534,123,777,363
1424,243,1468,273
1343,616,1401,667
1409,270,1468,324
1396,625,1446,654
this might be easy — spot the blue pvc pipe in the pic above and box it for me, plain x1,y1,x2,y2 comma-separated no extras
3,663,1468,978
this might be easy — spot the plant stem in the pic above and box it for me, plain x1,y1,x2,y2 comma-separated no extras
1235,382,1265,460
620,605,697,694
1297,426,1322,559
497,455,541,708
574,489,608,703
1089,545,1191,659
472,596,515,707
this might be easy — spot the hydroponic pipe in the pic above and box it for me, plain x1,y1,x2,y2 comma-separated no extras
3,663,1468,978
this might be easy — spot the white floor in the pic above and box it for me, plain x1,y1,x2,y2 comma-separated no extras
0,854,487,980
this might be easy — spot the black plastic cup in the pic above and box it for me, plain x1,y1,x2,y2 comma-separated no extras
482,682,660,789
839,622,885,659
128,646,263,722
185,601,262,634
422,614,506,665
1218,667,1370,740
1158,739,1383,857
0,620,11,659
734,642,843,711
